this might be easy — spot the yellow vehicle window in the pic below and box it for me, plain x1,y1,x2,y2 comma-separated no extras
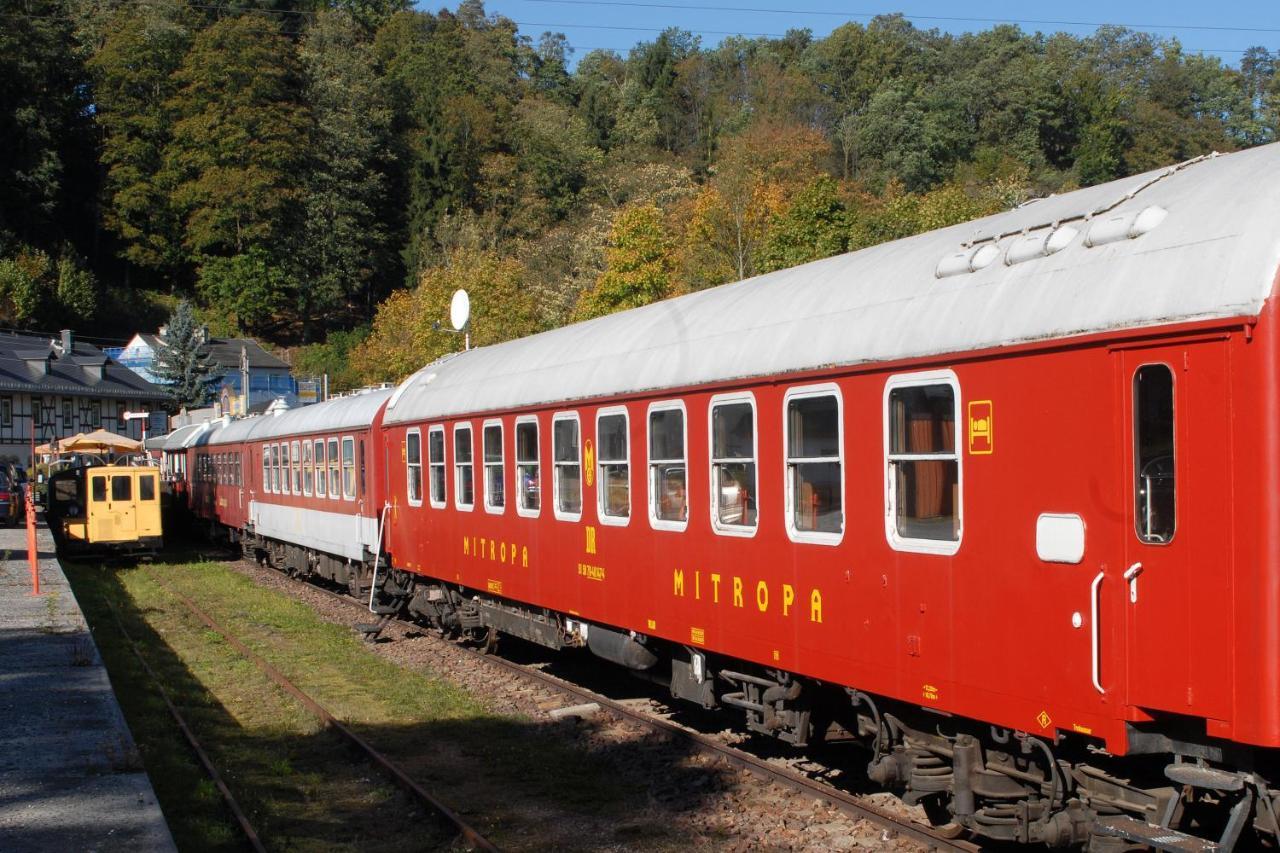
91,477,106,502
112,475,131,501
140,476,156,501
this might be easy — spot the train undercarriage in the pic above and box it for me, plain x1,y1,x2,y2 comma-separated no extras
234,525,1279,851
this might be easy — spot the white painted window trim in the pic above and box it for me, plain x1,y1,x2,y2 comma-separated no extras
883,368,963,556
277,443,289,495
262,444,271,493
313,439,326,498
595,406,631,527
341,435,357,501
552,411,582,523
646,399,688,533
514,415,541,519
783,383,845,546
291,440,302,494
427,424,446,509
482,418,505,515
453,423,474,512
301,439,313,496
406,427,424,507
708,392,759,538
327,437,340,501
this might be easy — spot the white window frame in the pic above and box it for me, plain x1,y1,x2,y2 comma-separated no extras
327,437,340,500
482,418,505,515
302,439,313,496
406,427,424,507
883,369,963,556
514,415,541,519
313,439,326,498
595,406,631,527
783,383,845,546
646,400,688,533
291,440,302,494
552,411,582,523
341,436,356,501
708,391,759,538
262,444,271,493
281,442,293,495
453,423,474,512
273,443,283,494
428,425,446,509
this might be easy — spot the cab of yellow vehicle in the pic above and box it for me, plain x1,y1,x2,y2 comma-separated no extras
47,464,162,555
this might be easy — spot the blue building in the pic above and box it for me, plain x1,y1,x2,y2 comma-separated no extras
108,331,298,414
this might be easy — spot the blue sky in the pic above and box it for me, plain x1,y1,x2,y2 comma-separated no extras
420,0,1279,67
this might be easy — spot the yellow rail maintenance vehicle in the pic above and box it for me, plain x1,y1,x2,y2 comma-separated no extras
47,464,163,557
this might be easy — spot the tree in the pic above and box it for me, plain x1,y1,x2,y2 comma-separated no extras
754,176,848,273
353,248,540,384
575,204,675,320
88,6,192,275
152,299,215,407
297,9,396,334
161,15,311,289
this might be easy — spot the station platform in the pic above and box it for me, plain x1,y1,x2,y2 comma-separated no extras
0,518,175,852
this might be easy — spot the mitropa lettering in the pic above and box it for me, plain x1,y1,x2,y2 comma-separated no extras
463,535,529,568
672,568,823,623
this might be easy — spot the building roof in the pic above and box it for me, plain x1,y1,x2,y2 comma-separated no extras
0,333,168,400
138,333,288,371
385,143,1280,424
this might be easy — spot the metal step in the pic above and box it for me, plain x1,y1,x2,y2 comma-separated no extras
1093,816,1219,852
1165,764,1245,791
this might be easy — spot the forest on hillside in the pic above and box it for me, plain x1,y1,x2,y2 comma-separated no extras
3,0,1278,389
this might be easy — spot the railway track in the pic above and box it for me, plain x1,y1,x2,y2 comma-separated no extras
255,563,982,853
142,568,499,853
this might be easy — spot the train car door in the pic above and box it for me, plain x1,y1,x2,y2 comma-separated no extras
1118,342,1232,721
111,471,138,541
87,472,113,541
137,471,161,539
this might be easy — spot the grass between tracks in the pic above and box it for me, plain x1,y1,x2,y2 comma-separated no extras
64,551,659,852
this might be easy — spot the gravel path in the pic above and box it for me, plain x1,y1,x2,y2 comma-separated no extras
230,558,931,852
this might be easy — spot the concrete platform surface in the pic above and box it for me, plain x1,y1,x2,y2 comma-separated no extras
0,519,176,852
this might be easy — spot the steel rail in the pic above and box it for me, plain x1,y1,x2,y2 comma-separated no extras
275,567,981,853
103,599,267,853
142,569,499,853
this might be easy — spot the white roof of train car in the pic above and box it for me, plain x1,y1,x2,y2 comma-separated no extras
373,142,1280,423
203,389,394,446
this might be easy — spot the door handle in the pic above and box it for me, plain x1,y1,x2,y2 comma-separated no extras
1123,562,1143,603
1091,571,1105,694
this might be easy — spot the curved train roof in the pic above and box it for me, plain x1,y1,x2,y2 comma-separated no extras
200,389,394,446
376,144,1280,424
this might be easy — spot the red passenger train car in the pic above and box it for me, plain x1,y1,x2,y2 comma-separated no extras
186,144,1280,850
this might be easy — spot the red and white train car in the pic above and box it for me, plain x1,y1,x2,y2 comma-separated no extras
194,144,1280,850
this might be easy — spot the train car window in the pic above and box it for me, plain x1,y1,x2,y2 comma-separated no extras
597,409,630,524
313,439,326,498
281,443,292,495
406,429,423,506
140,475,156,502
1135,364,1176,543
428,426,446,508
342,437,356,500
483,421,505,513
647,402,687,532
784,385,844,544
236,452,242,486
710,394,758,534
359,439,366,497
268,444,277,492
453,426,474,510
553,413,582,521
302,441,313,495
327,438,340,499
515,417,540,516
885,371,962,554
291,441,302,493
112,475,132,501
91,476,107,502
262,444,271,493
